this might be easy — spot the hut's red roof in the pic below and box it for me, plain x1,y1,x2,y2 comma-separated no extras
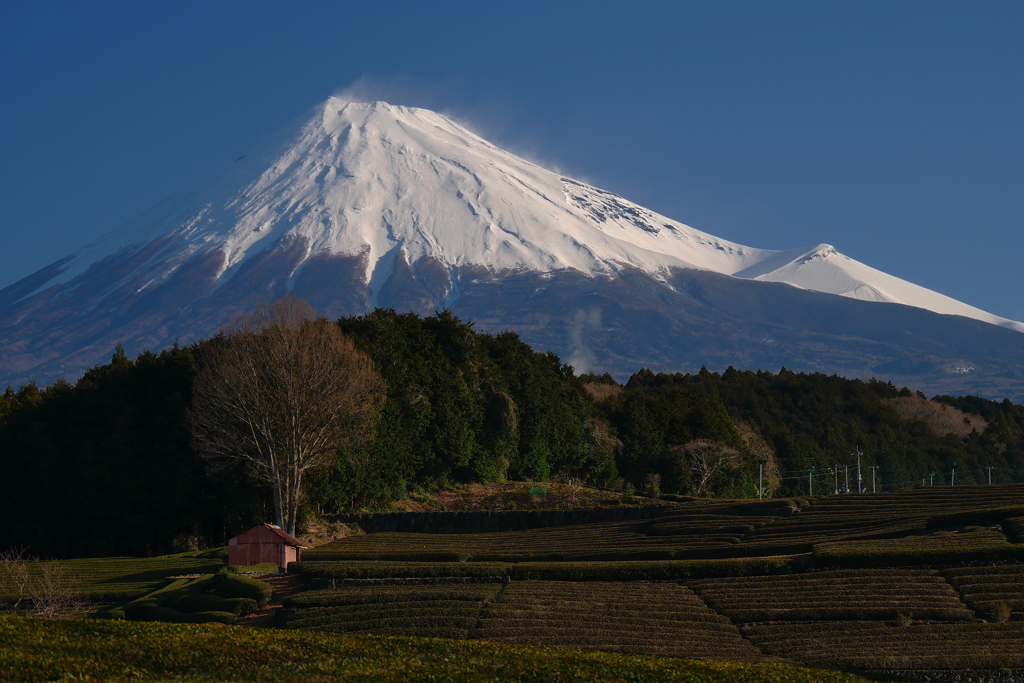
229,523,306,548
261,523,305,547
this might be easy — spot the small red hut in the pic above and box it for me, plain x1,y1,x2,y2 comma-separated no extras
228,524,306,571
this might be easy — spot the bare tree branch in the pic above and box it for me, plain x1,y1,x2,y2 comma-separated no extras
0,548,88,618
681,439,739,496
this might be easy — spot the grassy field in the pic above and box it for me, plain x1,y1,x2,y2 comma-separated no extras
0,616,875,683
1,553,225,603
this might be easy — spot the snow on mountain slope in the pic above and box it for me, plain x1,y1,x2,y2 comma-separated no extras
12,97,1023,333
734,244,1024,333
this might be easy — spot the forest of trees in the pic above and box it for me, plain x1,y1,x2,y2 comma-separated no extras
2,309,1022,558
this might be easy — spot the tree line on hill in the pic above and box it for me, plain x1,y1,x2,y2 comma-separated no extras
1,307,1022,557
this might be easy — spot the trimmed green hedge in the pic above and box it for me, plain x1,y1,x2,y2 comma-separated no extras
211,569,273,607
132,604,236,625
171,593,258,616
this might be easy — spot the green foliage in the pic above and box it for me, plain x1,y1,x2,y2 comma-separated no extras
132,604,237,625
0,344,269,557
171,593,257,616
310,309,614,510
210,568,273,606
4,311,1023,558
598,367,1024,496
0,616,877,682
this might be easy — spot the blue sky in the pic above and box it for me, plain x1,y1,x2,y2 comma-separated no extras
2,1,1021,320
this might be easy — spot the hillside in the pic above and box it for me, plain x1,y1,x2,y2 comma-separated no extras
1,310,1022,559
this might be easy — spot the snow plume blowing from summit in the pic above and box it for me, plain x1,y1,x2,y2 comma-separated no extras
0,96,1022,398
567,307,603,373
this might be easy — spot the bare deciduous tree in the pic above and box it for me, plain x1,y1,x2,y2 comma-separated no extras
0,547,88,618
682,439,739,496
0,547,31,611
30,562,88,618
188,295,385,536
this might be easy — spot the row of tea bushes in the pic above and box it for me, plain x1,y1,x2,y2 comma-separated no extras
289,556,801,583
688,568,974,623
473,580,767,662
283,584,502,609
305,518,725,563
742,622,1024,671
944,564,1024,618
283,584,502,639
814,527,1024,568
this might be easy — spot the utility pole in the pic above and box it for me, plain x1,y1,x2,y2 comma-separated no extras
833,466,839,494
808,466,815,496
868,465,878,494
758,456,767,500
985,466,994,485
853,446,863,493
844,465,849,494
951,461,957,486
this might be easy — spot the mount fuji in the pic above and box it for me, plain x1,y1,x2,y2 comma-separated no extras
3,98,1023,399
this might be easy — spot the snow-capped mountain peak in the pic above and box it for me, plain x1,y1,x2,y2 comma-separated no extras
2,97,1022,391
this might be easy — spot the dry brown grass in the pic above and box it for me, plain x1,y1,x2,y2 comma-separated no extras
582,383,622,400
882,394,987,437
389,481,625,513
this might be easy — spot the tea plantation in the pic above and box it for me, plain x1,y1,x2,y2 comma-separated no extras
7,484,1024,679
280,484,1024,677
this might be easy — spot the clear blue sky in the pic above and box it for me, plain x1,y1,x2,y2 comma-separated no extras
2,1,1021,320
